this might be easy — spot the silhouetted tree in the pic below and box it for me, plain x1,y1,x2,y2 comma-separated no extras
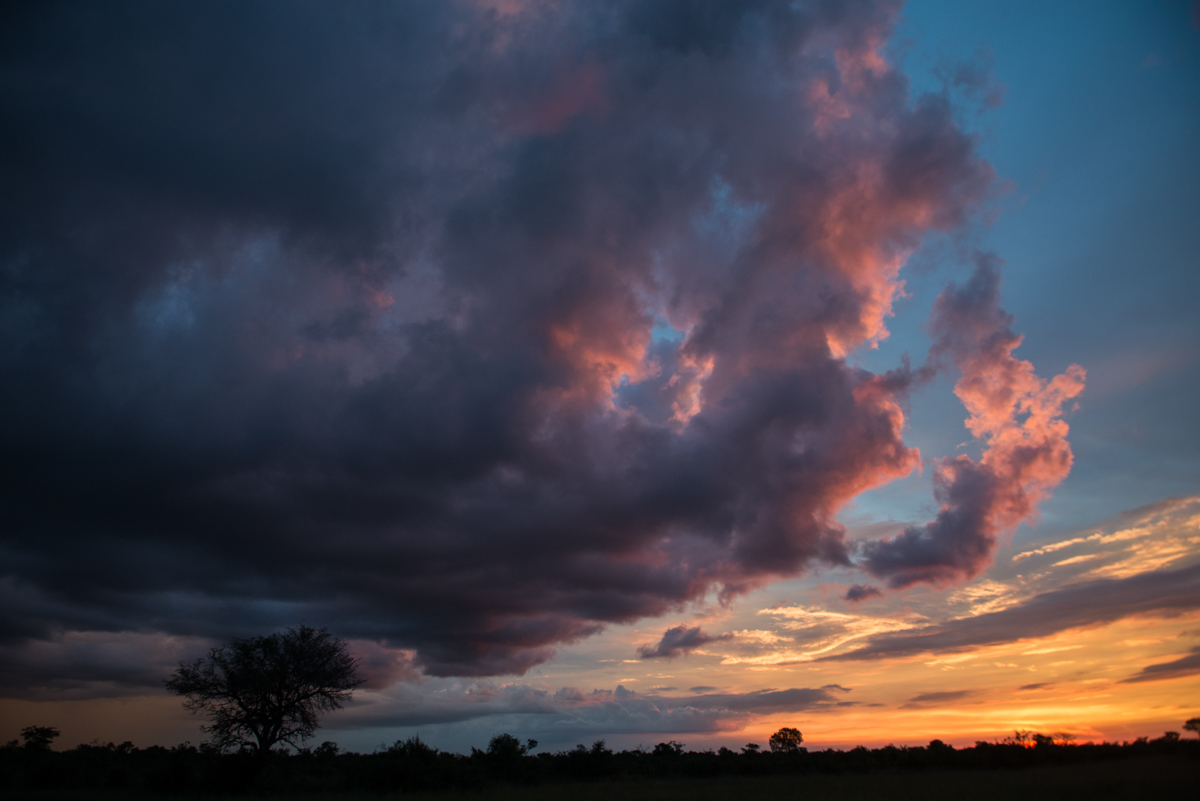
165,626,360,759
1185,717,1200,739
314,740,340,757
652,741,685,757
769,727,803,753
20,726,60,750
486,733,537,758
1003,730,1034,747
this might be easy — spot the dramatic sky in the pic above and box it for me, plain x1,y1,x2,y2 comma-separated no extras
2,0,1198,753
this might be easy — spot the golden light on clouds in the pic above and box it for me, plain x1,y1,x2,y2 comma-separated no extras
518,496,1200,750
7,498,1195,751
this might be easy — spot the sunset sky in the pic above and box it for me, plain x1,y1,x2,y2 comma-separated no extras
2,0,1198,754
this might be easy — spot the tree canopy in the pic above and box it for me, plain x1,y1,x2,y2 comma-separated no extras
165,626,360,758
19,726,60,751
768,727,804,753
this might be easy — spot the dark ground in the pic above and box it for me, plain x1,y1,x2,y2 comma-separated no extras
7,755,1199,801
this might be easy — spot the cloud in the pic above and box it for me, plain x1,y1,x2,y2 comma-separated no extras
902,690,976,708
335,681,847,737
638,625,732,660
0,630,418,700
0,0,1053,689
1024,496,1200,583
824,564,1200,662
717,606,915,665
844,584,883,602
1119,646,1200,684
860,255,1085,589
0,631,214,701
348,640,422,690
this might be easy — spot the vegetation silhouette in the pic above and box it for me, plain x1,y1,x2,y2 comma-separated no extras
2,723,1198,795
164,626,360,761
17,726,60,751
769,727,803,753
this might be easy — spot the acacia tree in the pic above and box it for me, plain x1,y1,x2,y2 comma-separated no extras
20,726,60,750
165,626,361,758
768,727,804,753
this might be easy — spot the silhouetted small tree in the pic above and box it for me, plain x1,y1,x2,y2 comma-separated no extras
1185,717,1200,739
165,626,360,760
769,727,803,753
652,740,684,757
20,726,60,751
486,733,537,758
1003,730,1034,747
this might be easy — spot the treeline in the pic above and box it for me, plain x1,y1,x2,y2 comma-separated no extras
1,728,1195,795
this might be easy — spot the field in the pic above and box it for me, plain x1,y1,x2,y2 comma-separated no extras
8,755,1198,801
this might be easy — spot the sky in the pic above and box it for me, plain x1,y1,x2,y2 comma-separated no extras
1,0,1198,754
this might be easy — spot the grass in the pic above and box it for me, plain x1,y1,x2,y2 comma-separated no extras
10,755,1198,800
402,757,1198,801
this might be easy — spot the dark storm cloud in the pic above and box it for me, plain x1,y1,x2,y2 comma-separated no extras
0,631,414,701
1,0,1040,690
638,625,731,659
824,564,1200,662
1119,646,1200,684
844,584,883,602
0,632,214,702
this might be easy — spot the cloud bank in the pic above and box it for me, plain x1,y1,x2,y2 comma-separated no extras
824,563,1200,662
0,0,1077,689
1119,646,1200,684
335,681,849,736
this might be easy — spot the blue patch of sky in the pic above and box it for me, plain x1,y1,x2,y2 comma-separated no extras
692,175,766,239
651,315,685,344
849,0,1200,543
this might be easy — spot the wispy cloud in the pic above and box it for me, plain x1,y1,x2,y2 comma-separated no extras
1119,646,1200,684
710,606,917,665
638,626,732,660
1008,497,1200,584
902,690,977,708
824,564,1200,662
